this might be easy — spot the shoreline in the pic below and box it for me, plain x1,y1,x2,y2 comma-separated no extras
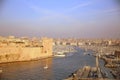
0,55,53,64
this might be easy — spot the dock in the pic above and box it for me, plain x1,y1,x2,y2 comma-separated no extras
64,51,116,80
64,66,115,80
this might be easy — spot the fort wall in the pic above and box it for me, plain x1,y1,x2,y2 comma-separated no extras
0,37,53,63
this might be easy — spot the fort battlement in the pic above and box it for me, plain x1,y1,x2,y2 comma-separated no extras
0,36,53,63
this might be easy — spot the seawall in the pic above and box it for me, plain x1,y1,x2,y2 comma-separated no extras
0,47,52,63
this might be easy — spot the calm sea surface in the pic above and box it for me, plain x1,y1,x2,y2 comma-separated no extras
0,48,105,80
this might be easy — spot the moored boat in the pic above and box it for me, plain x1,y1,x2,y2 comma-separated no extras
54,51,66,57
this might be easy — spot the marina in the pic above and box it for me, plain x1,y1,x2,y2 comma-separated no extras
0,47,115,80
0,0,120,80
53,46,77,57
64,51,112,80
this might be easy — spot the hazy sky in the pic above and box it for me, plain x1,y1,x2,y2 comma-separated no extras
0,0,120,38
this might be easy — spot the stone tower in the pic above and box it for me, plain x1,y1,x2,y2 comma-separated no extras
41,37,53,55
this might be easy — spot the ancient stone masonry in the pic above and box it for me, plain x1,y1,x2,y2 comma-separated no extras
0,36,53,63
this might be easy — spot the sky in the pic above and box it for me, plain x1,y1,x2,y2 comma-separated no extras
0,0,120,38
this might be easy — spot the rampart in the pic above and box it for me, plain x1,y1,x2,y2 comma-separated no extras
0,37,53,63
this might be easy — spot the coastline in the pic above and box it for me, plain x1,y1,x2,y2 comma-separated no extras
0,56,53,64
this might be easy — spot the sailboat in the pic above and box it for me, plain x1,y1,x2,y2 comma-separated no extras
44,64,48,69
0,69,2,74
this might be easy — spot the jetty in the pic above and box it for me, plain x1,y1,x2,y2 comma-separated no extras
64,52,115,80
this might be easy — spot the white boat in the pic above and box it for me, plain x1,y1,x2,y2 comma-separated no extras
44,59,49,69
54,54,66,57
44,65,48,69
54,52,66,57
0,69,2,73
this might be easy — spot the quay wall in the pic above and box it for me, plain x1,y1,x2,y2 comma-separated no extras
0,47,52,63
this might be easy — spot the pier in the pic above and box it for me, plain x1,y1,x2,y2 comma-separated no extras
64,66,116,80
64,51,115,80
